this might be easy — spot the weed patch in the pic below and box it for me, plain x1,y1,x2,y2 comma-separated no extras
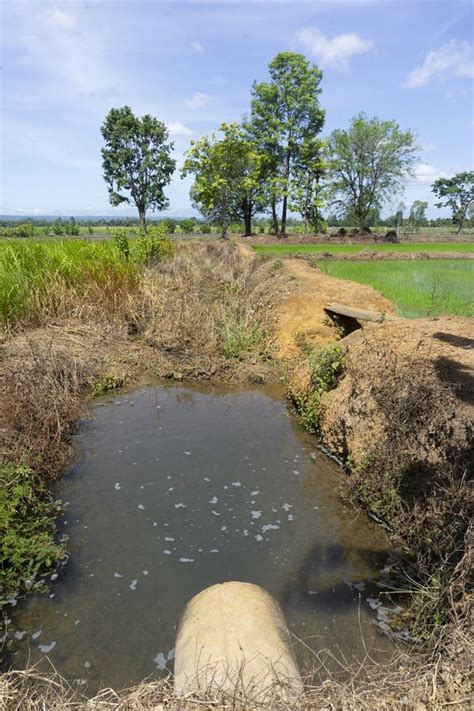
289,343,346,432
0,465,65,606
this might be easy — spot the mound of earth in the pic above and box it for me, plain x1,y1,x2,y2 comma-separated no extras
272,259,395,357
320,316,474,464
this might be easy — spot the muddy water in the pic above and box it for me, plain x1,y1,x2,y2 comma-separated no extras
3,384,395,692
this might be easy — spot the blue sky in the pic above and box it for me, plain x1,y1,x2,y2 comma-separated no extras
1,0,473,218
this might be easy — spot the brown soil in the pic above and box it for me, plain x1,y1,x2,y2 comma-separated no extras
319,317,474,463
272,258,395,357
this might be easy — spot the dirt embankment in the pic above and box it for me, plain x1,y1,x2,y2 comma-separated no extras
271,258,395,357
320,317,474,463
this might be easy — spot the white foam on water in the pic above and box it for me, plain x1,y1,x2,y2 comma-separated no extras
163,550,172,555
31,630,42,640
38,641,56,653
211,510,220,516
113,572,123,578
179,558,194,563
251,490,260,496
154,652,167,670
165,537,174,542
138,504,145,510
209,496,218,504
114,483,121,491
262,524,279,533
232,481,242,487
174,503,186,509
251,510,262,519
255,534,263,542
129,579,138,591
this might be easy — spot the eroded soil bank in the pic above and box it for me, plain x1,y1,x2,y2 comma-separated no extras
1,241,472,708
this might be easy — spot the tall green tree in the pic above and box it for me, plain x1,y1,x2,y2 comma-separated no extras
328,113,417,232
289,137,329,234
431,172,474,234
250,52,325,236
181,123,265,238
101,106,175,230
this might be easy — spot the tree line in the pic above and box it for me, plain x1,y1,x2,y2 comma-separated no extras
100,52,474,237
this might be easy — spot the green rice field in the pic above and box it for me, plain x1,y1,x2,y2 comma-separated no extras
316,259,473,318
252,242,474,255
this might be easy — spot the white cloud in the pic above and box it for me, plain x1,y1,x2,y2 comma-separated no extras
413,163,447,184
167,121,193,137
404,40,474,88
296,27,373,70
191,41,204,53
7,5,116,98
184,92,209,109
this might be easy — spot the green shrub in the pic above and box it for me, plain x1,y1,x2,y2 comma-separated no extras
136,224,173,265
112,227,130,260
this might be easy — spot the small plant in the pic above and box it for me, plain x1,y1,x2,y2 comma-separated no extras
271,258,283,272
136,224,173,265
92,374,124,396
290,343,346,433
112,227,130,261
221,319,263,358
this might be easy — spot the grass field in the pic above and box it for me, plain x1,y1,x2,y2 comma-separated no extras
316,259,473,318
253,242,474,255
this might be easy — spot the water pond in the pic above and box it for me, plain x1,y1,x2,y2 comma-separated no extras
3,383,396,692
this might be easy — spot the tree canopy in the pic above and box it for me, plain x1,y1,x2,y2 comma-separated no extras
328,113,417,232
101,106,175,230
432,172,474,234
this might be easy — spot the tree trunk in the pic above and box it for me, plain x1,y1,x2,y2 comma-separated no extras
280,195,287,236
271,196,279,234
244,212,252,236
138,206,146,232
279,150,290,237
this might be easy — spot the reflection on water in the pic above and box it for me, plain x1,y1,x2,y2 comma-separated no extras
2,384,395,692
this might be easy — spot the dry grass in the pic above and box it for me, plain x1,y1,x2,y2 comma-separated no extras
1,632,472,710
139,243,273,359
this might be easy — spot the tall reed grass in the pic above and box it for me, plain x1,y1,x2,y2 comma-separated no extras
0,240,140,330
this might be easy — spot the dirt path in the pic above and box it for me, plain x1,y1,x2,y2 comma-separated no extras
273,259,395,357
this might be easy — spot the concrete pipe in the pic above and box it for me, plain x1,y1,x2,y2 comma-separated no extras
174,581,303,702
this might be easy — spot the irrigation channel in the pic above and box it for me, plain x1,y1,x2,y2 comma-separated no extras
2,383,398,693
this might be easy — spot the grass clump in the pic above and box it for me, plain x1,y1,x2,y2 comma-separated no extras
290,343,345,433
0,464,66,607
221,318,263,358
